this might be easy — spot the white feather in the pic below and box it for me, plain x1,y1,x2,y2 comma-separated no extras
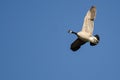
81,6,96,35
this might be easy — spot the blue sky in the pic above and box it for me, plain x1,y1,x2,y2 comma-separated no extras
1,0,120,80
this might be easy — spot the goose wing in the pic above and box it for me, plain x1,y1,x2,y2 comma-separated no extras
71,38,86,51
82,6,96,35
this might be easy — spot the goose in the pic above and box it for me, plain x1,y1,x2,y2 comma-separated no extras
68,6,100,51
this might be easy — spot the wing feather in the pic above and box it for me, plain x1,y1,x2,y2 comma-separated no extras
71,38,86,51
82,6,96,35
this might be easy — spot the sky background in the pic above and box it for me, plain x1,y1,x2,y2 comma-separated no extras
1,0,120,80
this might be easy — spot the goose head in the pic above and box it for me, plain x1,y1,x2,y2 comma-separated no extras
68,30,77,36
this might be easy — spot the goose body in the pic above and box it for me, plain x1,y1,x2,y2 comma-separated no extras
68,6,100,51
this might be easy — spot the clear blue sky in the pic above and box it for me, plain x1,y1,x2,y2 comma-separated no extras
1,0,120,80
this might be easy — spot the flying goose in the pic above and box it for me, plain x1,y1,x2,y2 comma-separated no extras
68,6,100,51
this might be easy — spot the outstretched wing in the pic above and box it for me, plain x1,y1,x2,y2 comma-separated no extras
71,38,86,51
82,6,96,35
